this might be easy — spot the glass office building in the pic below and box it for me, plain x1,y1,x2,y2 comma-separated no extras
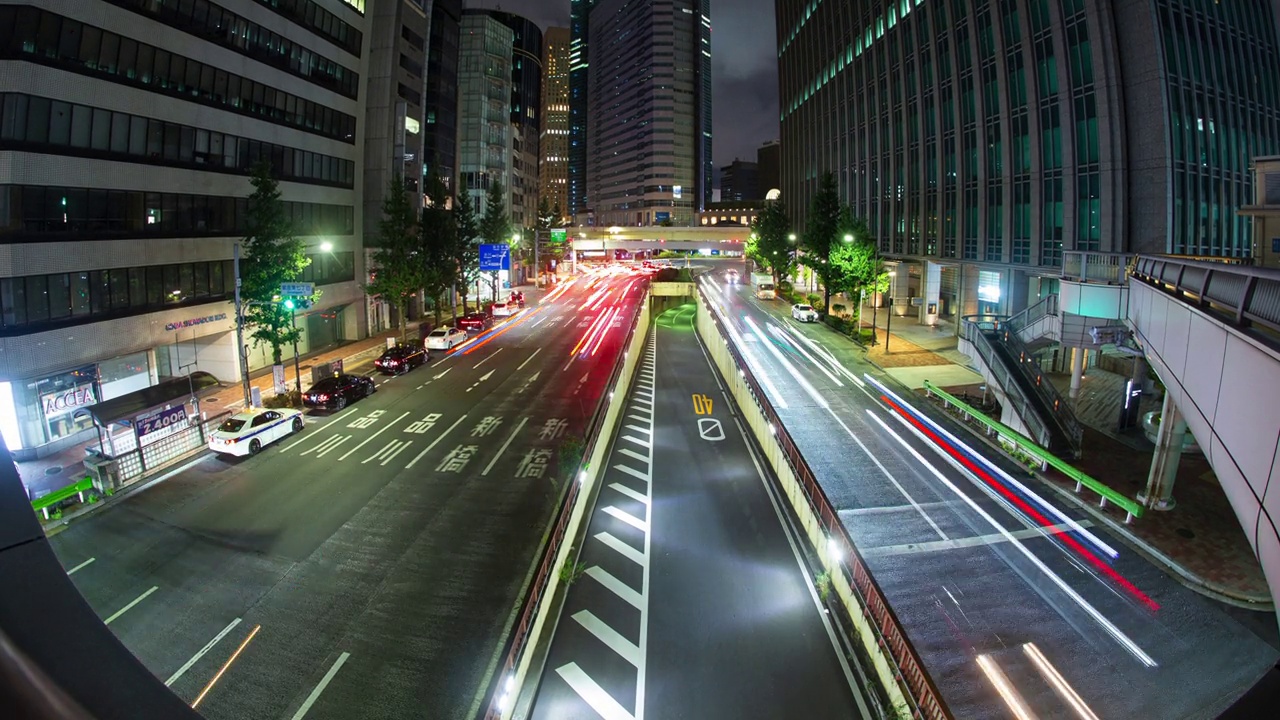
777,0,1280,315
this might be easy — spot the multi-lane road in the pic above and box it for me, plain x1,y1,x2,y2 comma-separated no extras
529,301,871,720
48,272,647,719
699,267,1279,719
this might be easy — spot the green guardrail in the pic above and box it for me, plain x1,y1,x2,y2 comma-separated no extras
923,380,1144,522
31,476,96,520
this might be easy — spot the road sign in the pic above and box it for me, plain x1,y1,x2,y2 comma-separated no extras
479,244,511,271
280,282,315,296
549,228,567,244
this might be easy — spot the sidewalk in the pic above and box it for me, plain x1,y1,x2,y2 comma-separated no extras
846,301,1272,607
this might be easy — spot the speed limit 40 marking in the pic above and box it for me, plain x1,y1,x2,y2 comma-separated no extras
691,393,723,441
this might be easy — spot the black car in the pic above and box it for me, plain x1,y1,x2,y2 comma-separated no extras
303,373,376,410
458,311,490,332
374,345,428,375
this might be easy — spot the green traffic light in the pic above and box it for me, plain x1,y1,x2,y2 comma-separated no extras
284,299,295,310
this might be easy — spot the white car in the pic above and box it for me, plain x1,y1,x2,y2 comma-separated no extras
208,408,303,457
791,304,819,322
491,301,517,317
425,325,467,350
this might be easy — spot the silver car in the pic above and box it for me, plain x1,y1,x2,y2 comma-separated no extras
791,303,819,322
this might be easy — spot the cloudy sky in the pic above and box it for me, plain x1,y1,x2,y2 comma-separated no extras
464,0,781,169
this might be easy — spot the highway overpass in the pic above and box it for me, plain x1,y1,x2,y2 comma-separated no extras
569,226,747,254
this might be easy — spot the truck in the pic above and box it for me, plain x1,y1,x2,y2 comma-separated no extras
751,272,776,300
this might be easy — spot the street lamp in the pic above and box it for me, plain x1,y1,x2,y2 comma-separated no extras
884,269,897,353
844,233,853,243
320,240,334,253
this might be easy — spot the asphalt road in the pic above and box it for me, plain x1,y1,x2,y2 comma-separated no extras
48,271,648,720
699,270,1280,720
529,300,870,720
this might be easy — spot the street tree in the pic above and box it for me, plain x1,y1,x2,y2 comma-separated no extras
747,199,794,286
802,172,842,309
452,183,480,313
827,213,881,328
366,178,423,341
239,161,309,365
420,167,456,324
479,180,511,298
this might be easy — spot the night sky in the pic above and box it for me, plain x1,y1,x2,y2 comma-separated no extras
464,0,781,173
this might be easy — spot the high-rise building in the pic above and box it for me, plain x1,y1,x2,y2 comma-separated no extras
540,27,571,221
568,0,597,221
757,140,781,197
0,0,369,457
470,10,543,231
457,13,514,216
721,160,760,202
586,0,713,226
424,0,463,193
777,0,1280,317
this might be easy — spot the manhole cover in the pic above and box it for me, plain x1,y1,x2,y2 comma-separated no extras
205,397,219,403
1176,528,1196,540
44,466,64,476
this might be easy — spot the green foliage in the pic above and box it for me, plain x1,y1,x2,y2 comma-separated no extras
239,162,310,365
366,178,424,341
479,179,511,245
452,182,481,312
559,435,585,480
656,249,683,259
747,200,795,284
421,167,456,324
559,556,588,586
263,389,301,408
831,303,847,317
806,293,822,308
815,571,832,603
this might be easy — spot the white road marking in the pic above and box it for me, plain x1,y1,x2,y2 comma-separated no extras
586,566,644,610
617,448,648,464
634,388,654,398
595,531,646,566
572,610,641,665
862,521,1093,558
613,464,649,482
625,412,650,423
604,505,648,532
473,348,503,369
624,424,651,435
405,415,468,469
632,397,653,406
165,618,242,686
621,435,651,449
337,412,409,461
466,369,496,392
289,651,351,720
363,439,413,466
67,558,95,575
555,663,635,720
608,482,649,505
841,501,958,516
481,417,529,476
517,348,542,370
104,586,158,625
433,367,452,380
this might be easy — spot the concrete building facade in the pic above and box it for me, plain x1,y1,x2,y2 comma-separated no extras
540,26,571,222
424,0,462,192
456,12,513,215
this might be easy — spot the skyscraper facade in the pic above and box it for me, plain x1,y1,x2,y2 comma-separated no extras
0,0,369,456
568,0,596,221
424,0,463,193
721,160,760,202
777,0,1280,315
586,0,713,226
540,27,572,221
456,13,514,215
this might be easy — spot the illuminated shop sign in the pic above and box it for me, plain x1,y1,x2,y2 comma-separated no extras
166,313,228,332
42,385,97,415
136,405,189,445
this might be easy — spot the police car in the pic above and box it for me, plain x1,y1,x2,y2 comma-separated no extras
208,408,304,457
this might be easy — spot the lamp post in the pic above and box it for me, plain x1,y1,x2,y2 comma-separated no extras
284,299,302,396
511,233,521,295
233,242,251,407
885,269,897,353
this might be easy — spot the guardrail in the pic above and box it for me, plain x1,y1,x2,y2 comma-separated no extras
923,380,1144,523
1131,254,1280,335
1062,251,1134,284
959,318,1054,449
697,283,951,720
483,288,650,719
1003,294,1058,335
30,477,95,520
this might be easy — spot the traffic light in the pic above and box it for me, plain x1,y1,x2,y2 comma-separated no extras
283,298,296,310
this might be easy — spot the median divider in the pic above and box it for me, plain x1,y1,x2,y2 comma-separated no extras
694,286,951,720
482,290,651,719
923,380,1144,522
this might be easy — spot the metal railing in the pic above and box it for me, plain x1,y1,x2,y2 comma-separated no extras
1062,251,1134,284
1003,294,1059,336
1131,255,1280,336
995,322,1084,457
700,285,952,720
112,412,231,481
960,317,1054,450
483,289,650,719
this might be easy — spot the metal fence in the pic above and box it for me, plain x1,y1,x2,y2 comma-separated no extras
1062,251,1134,284
700,286,951,720
114,412,230,482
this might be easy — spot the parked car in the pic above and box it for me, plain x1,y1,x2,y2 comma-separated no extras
791,303,819,322
302,374,376,411
457,312,490,332
374,344,428,375
425,325,468,350
209,408,304,456
491,301,517,317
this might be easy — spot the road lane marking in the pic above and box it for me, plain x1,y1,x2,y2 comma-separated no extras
473,348,503,369
595,531,646,566
337,412,409,461
572,610,640,665
67,557,95,575
165,618,242,686
625,412,650,423
613,464,649,482
632,397,653,407
433,367,452,380
621,435,651,449
617,448,648,464
861,520,1093,558
466,369,496,392
289,651,351,720
586,566,643,609
604,505,648,533
841,501,958,516
297,434,349,456
104,586,158,625
555,663,635,720
362,439,413,466
192,623,261,708
608,482,648,506
405,415,468,469
516,348,542,370
480,416,529,476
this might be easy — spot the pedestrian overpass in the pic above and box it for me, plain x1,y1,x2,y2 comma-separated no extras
570,226,746,254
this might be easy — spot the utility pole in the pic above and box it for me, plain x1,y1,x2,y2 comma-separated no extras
534,230,540,288
234,242,251,406
290,305,302,395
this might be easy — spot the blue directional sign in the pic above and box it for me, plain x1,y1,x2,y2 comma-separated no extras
479,243,511,271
